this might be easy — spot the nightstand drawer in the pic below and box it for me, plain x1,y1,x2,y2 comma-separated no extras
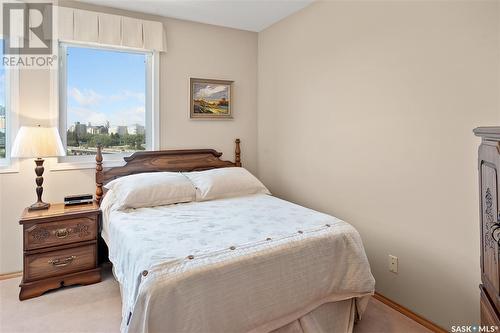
24,245,96,281
24,216,97,250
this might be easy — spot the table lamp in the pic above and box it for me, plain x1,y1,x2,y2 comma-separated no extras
11,126,66,211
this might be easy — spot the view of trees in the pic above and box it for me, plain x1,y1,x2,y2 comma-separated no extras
0,105,5,158
0,131,5,158
67,131,145,152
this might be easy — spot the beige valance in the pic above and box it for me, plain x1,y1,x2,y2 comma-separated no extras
56,6,166,52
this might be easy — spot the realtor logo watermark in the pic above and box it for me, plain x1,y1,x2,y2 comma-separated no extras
451,325,499,332
2,2,56,67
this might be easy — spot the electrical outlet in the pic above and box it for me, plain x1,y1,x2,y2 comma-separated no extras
389,255,398,274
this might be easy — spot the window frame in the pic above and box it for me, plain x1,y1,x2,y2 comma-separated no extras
0,35,20,173
54,41,159,171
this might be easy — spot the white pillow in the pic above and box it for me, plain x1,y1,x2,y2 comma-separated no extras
104,172,196,209
183,167,270,202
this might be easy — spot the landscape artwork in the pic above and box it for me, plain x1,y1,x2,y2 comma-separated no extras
190,78,233,119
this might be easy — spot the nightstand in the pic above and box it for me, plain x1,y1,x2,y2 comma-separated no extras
18,202,102,300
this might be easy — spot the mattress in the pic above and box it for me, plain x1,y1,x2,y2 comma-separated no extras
101,193,375,333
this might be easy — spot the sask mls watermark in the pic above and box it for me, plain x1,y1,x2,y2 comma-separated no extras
451,325,499,332
2,2,56,68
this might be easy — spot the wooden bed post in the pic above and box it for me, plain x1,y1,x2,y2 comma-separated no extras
95,145,103,204
235,139,241,167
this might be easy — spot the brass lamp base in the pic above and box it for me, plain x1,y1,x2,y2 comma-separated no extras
28,201,50,211
28,158,50,211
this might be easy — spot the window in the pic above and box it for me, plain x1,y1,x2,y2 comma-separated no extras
0,37,18,171
59,43,158,165
0,40,6,160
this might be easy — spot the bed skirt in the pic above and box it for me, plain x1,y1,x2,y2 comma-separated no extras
272,296,370,333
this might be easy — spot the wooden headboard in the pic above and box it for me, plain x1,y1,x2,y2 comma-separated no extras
95,139,241,204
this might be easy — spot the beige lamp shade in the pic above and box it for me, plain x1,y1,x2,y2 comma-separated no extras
11,126,66,158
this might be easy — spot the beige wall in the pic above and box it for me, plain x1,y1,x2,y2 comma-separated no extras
0,4,257,274
258,0,499,329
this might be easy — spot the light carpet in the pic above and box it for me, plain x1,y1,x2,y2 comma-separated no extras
0,267,431,333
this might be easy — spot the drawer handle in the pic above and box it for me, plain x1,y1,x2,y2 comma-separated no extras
55,228,69,239
48,255,76,267
493,225,500,243
492,212,500,243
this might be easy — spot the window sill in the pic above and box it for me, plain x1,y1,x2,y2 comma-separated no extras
51,159,126,172
0,161,19,174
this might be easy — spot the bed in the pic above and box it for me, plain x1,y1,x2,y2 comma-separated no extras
95,139,375,333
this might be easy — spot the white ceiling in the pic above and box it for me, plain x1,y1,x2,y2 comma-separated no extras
78,0,313,32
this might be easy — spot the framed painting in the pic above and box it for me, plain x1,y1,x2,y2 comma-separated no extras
190,78,233,119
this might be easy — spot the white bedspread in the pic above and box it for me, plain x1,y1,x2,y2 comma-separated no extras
101,193,375,333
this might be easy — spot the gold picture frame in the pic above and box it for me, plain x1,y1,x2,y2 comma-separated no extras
190,78,233,119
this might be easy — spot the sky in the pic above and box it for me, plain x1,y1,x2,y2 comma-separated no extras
66,46,146,129
193,83,229,101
